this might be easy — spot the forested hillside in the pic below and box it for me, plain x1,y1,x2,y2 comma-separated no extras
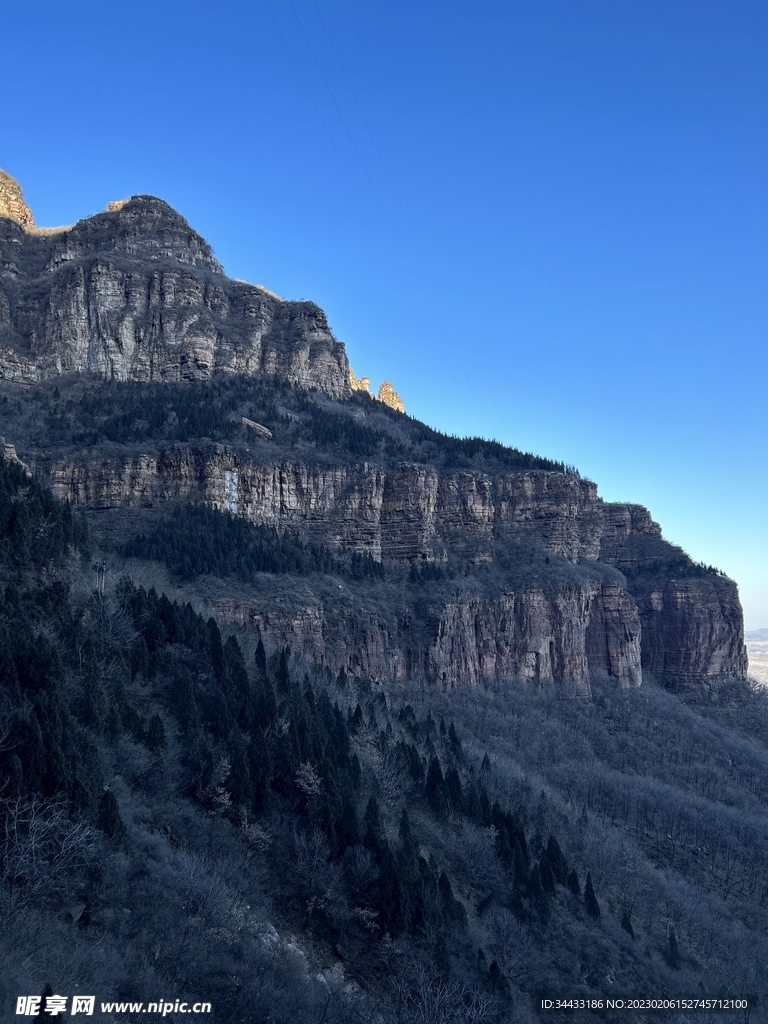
1,455,766,1022
0,374,571,474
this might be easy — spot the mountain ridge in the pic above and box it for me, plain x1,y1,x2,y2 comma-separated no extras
0,172,748,693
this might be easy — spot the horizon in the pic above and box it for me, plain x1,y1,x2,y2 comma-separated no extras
2,0,765,628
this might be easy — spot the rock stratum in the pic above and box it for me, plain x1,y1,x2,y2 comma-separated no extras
42,437,746,694
0,173,351,397
0,171,748,694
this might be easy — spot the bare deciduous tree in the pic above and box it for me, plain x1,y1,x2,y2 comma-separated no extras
0,797,98,908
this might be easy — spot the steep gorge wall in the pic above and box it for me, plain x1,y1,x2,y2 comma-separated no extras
208,580,641,695
48,444,605,563
45,441,743,690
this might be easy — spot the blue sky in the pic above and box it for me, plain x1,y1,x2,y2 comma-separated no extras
4,0,766,627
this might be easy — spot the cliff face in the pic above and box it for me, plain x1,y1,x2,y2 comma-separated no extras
43,439,743,691
0,185,350,397
47,444,605,563
0,169,746,694
632,577,747,687
208,582,641,696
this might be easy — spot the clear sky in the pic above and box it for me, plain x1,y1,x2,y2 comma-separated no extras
3,0,766,628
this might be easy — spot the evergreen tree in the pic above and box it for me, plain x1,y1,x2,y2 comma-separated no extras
539,857,556,894
351,704,364,731
448,721,462,757
398,807,418,857
488,961,511,999
146,714,166,753
445,766,464,814
363,796,383,853
254,638,267,681
433,933,451,981
336,800,360,853
584,872,600,918
379,850,404,936
425,756,449,819
438,871,467,931
529,863,550,919
545,835,568,884
98,789,126,841
207,618,225,681
666,924,681,969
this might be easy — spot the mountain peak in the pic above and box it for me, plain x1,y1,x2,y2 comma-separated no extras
0,168,34,229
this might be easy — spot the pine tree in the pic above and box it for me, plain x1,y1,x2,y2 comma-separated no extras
276,647,291,693
398,807,418,853
98,789,126,841
567,869,581,896
621,909,635,938
254,638,267,681
529,863,550,919
488,961,511,998
207,617,225,682
666,924,681,969
539,858,556,894
336,800,360,853
363,796,383,853
379,851,404,936
545,835,568,884
448,721,462,757
146,714,166,753
584,871,600,918
425,756,449,819
445,766,463,814
438,871,467,930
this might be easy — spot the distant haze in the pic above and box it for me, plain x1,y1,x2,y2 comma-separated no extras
747,631,768,685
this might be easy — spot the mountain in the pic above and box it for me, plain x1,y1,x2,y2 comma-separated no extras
0,172,349,397
1,170,766,1023
746,630,768,685
0,171,747,696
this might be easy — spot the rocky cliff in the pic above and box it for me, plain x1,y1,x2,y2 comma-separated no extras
47,444,605,564
207,579,641,696
0,169,747,695
38,429,744,692
0,172,350,397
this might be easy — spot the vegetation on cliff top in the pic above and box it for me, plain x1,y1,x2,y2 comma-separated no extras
1,375,574,475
